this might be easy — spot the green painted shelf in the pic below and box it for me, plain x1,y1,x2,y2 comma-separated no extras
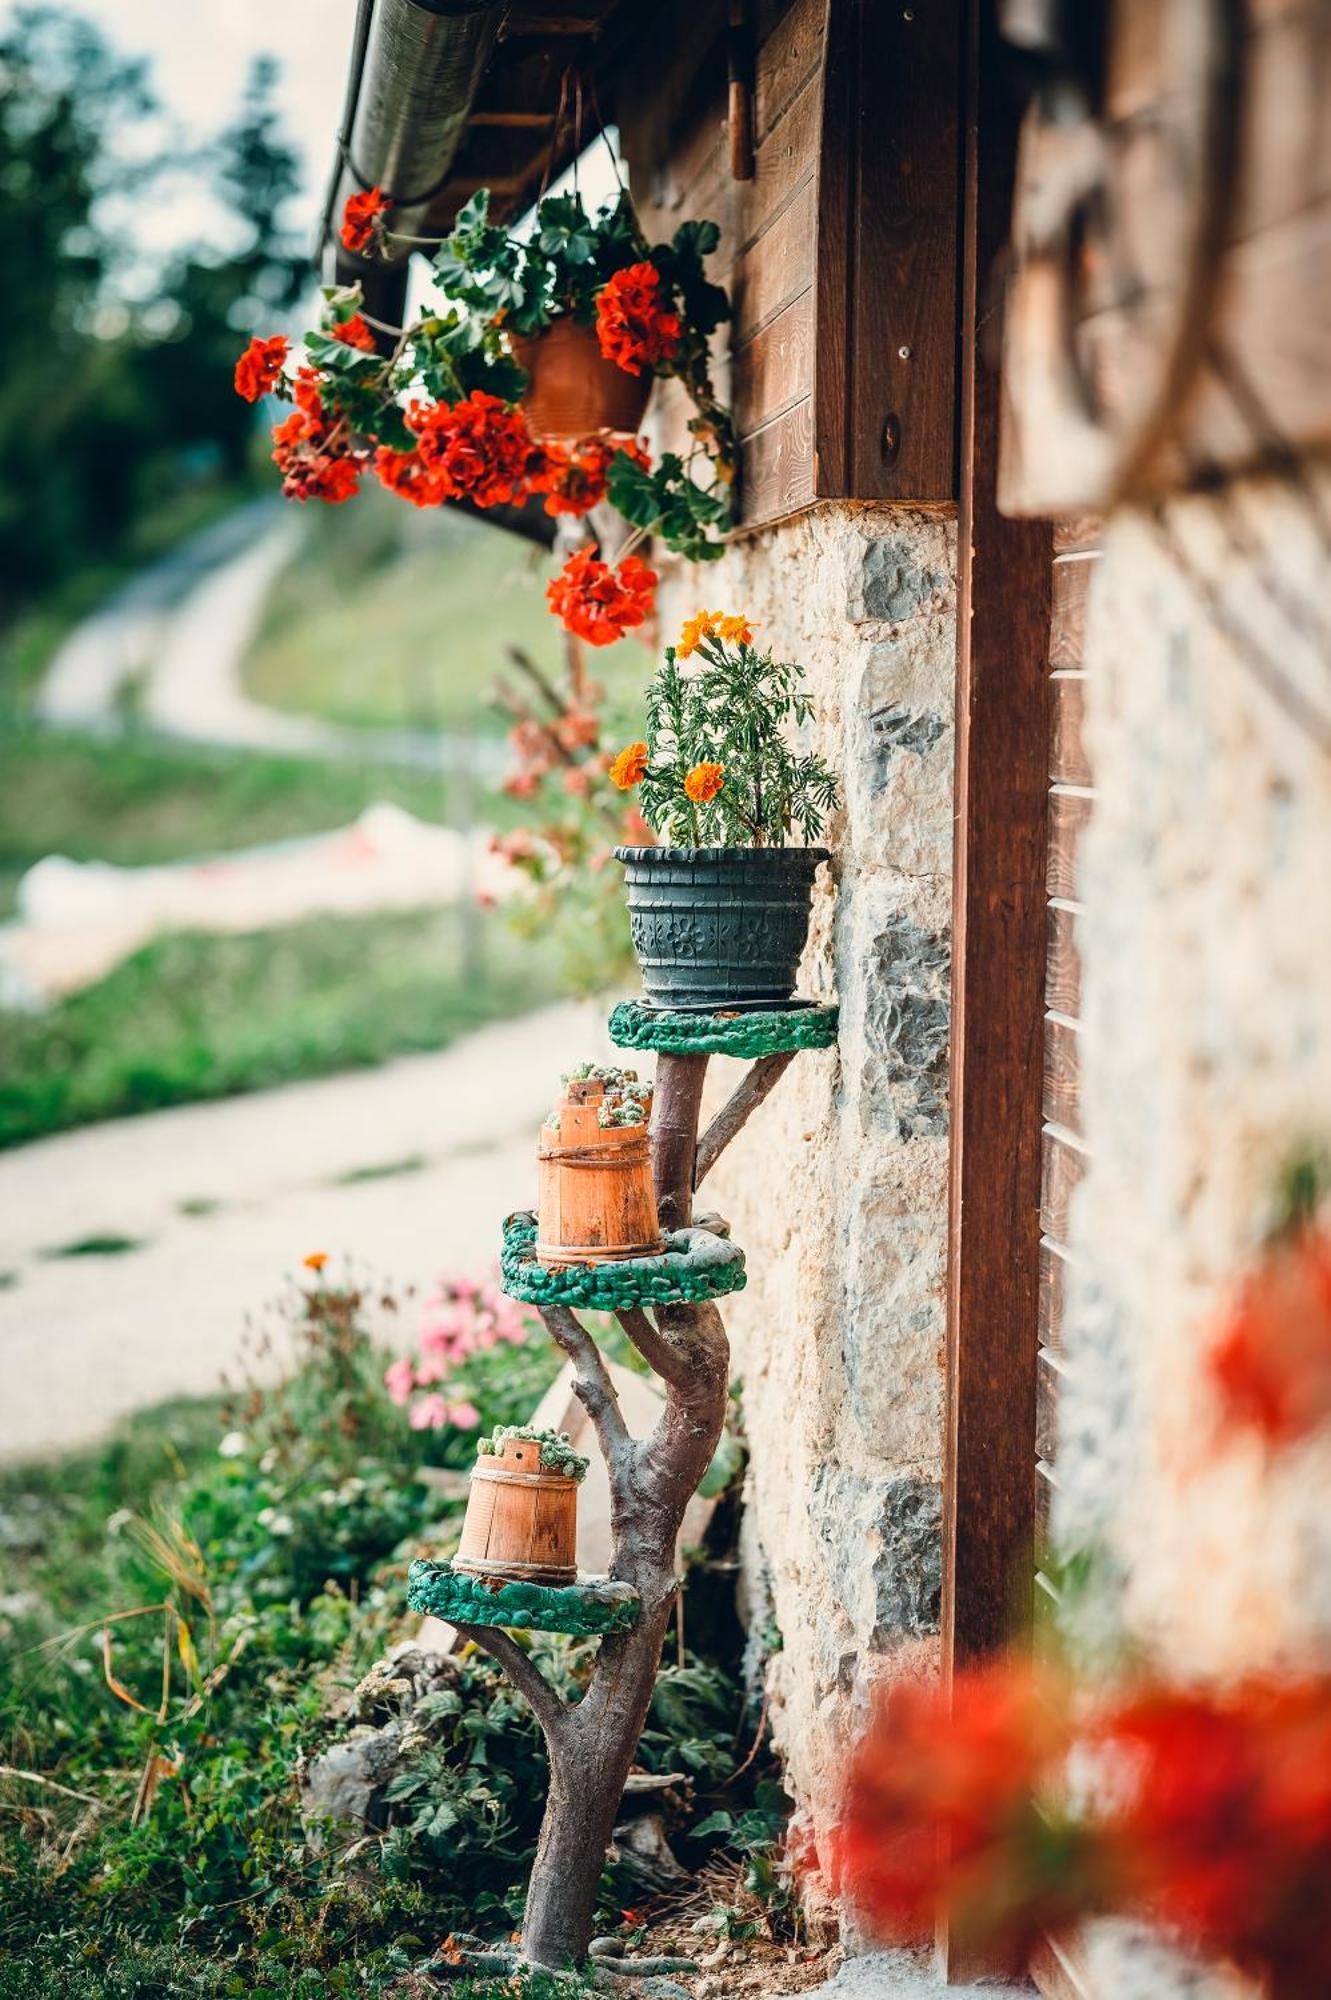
499,1209,746,1310
407,1559,641,1635
608,998,839,1059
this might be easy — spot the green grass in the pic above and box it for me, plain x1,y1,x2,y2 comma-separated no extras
0,723,475,920
241,489,652,732
0,905,552,1150
41,1233,145,1259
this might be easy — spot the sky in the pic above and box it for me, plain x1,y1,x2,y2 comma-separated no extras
4,0,618,299
6,0,361,261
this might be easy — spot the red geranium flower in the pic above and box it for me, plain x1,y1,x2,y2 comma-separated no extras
1206,1226,1331,1446
373,445,449,509
407,392,536,509
595,262,682,376
234,333,289,403
1095,1677,1331,2000
340,186,390,255
331,313,376,352
836,1663,1091,1970
546,547,657,647
528,436,650,518
270,370,362,504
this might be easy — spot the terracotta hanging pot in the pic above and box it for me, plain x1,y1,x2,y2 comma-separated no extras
454,1432,582,1585
537,1071,663,1266
510,316,652,445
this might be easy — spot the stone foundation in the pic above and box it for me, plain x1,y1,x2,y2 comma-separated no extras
654,500,957,1872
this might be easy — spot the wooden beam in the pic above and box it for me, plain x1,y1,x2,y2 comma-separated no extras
813,0,962,503
940,0,1052,1975
467,109,557,128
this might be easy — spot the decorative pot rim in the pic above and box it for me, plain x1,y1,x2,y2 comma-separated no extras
614,844,831,867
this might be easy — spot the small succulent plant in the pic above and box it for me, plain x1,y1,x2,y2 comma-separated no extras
551,1062,653,1130
477,1423,590,1481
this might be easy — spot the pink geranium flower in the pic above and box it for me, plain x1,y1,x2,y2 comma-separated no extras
409,1393,450,1430
384,1356,415,1406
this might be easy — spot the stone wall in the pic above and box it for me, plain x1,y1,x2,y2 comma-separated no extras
1055,460,1331,1675
652,501,957,1876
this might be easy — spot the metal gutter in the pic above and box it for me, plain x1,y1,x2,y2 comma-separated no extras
318,0,507,328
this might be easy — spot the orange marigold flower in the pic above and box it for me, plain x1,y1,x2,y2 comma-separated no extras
341,186,390,254
303,1252,329,1272
676,610,719,658
609,741,649,789
331,312,376,351
683,761,724,804
234,333,289,403
595,261,682,376
547,548,657,648
676,609,752,657
407,392,536,509
1206,1225,1331,1446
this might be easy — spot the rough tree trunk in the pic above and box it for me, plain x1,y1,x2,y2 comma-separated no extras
460,1049,765,1972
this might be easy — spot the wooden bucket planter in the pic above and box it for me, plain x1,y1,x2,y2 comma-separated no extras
454,1434,579,1585
537,1076,664,1266
510,317,651,445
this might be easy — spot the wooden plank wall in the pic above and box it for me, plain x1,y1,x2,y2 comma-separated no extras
616,0,960,525
618,0,823,525
1034,516,1101,1599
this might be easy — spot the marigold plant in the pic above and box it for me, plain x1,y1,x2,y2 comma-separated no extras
614,615,839,846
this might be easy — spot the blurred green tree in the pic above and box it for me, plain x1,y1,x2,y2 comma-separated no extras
0,11,307,636
0,8,156,617
147,53,307,484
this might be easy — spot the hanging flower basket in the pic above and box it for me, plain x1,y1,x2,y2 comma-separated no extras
537,1065,664,1265
237,187,738,638
454,1426,589,1586
608,613,840,1012
509,317,652,445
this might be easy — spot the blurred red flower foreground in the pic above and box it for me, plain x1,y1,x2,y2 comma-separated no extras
1206,1224,1331,1447
838,1661,1331,1997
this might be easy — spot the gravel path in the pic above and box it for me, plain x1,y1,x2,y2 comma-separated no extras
0,1000,621,1464
36,500,497,772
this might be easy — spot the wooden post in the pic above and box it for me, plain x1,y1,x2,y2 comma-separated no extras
940,0,1052,1979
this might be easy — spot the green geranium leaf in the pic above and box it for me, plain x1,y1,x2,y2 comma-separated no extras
303,332,382,376
672,217,720,261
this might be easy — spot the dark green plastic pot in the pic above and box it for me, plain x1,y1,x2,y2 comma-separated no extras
614,845,830,1012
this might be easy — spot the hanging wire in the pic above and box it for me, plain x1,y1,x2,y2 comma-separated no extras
586,71,629,198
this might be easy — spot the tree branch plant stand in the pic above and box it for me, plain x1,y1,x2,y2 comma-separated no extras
406,1002,837,1982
